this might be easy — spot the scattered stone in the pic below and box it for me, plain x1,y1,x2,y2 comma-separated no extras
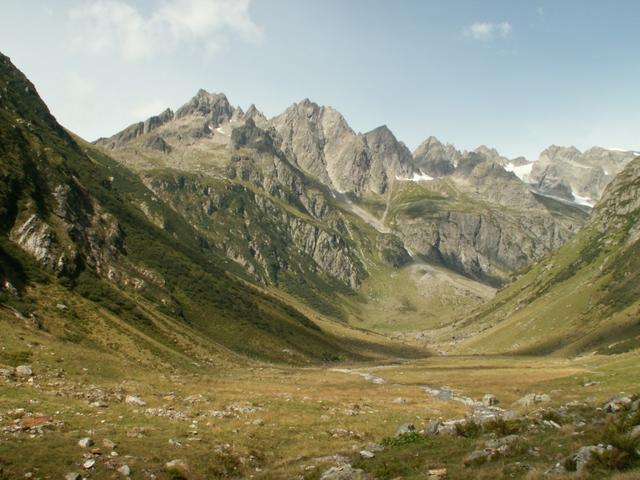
485,434,521,453
396,423,416,436
427,468,448,479
515,393,551,408
169,438,183,447
631,399,640,412
320,464,368,480
165,459,189,476
125,395,146,407
364,443,384,452
630,425,640,439
392,397,407,404
482,394,498,407
56,303,69,310
90,400,109,408
464,448,500,467
603,396,632,413
83,459,96,469
359,450,375,459
65,473,81,480
102,439,117,449
15,365,33,378
117,464,131,477
570,445,611,472
0,367,15,378
78,437,95,448
424,420,441,436
252,418,265,426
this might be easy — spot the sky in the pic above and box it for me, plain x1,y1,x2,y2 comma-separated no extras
1,0,639,159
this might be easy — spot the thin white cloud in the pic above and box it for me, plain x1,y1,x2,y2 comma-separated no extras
464,21,512,41
67,0,262,60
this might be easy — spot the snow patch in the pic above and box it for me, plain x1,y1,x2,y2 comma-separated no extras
571,191,594,207
396,170,434,182
504,162,533,181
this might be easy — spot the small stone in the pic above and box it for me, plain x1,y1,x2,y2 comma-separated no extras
0,367,15,378
252,418,265,426
103,438,117,449
359,450,375,459
482,394,499,406
165,459,189,476
91,400,109,408
65,473,81,480
83,459,95,469
15,365,33,378
392,397,407,404
125,395,146,406
630,425,640,439
56,303,69,310
396,423,416,436
78,437,94,448
427,468,448,479
464,449,499,467
319,464,368,480
117,464,131,477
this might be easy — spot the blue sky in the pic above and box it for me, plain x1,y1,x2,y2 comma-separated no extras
1,0,638,158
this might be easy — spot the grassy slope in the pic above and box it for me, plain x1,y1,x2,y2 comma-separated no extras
455,158,640,356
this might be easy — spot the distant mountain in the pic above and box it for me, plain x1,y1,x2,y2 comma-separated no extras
456,154,640,355
528,145,638,206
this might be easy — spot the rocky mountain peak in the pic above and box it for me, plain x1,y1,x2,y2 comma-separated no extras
174,89,233,124
413,136,461,177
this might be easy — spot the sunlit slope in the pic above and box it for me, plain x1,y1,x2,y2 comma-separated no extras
456,156,640,356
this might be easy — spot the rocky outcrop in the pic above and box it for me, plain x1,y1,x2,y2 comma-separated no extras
95,108,174,149
412,136,460,177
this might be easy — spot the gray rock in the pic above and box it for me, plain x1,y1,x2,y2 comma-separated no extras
359,450,375,459
515,393,551,408
83,459,95,469
426,468,448,479
464,448,499,466
0,367,15,378
603,395,632,413
483,394,499,406
90,400,108,408
65,473,81,480
165,459,189,475
630,425,640,439
572,445,610,472
78,437,94,448
320,464,368,480
102,438,117,449
396,423,416,436
125,395,146,406
117,464,131,477
15,365,33,377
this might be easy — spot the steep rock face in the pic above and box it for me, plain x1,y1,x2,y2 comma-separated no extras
174,89,233,123
141,172,364,289
270,100,415,195
0,53,124,278
529,145,638,204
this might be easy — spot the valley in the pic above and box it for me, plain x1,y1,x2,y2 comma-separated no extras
1,43,640,480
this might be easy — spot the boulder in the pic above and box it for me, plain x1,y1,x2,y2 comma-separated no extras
117,464,131,477
482,394,499,406
15,365,33,378
603,396,632,413
320,464,368,480
78,437,94,448
125,395,146,406
396,423,416,436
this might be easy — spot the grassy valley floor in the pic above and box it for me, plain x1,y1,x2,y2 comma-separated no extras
1,308,639,480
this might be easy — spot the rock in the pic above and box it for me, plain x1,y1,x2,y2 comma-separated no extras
90,400,109,408
65,473,81,480
515,393,551,408
165,459,189,476
83,459,95,469
482,394,499,406
359,450,375,459
424,420,441,436
117,464,131,477
464,448,500,467
603,395,632,413
485,435,521,453
631,399,640,412
252,418,265,426
102,439,117,449
125,395,146,407
396,423,416,436
0,367,15,378
78,437,95,448
392,397,407,405
571,445,610,472
320,464,368,480
364,443,384,452
630,425,640,439
15,365,33,378
427,468,448,479
56,303,68,310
